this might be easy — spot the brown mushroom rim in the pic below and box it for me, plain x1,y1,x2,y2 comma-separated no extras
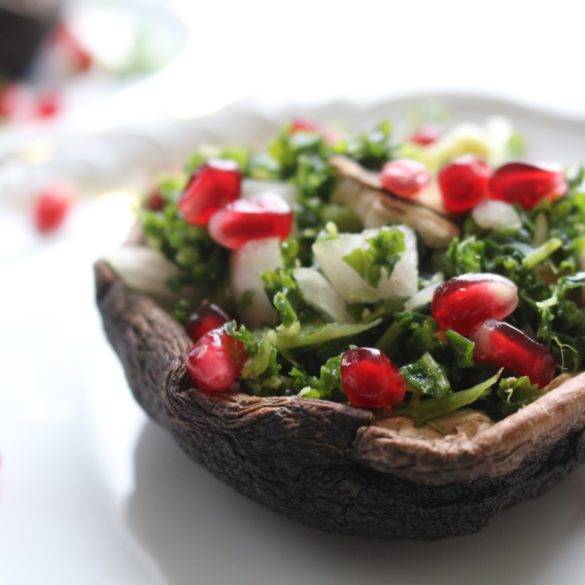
96,259,585,486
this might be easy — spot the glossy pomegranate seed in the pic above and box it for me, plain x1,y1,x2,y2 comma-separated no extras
33,183,76,234
489,162,567,210
290,118,320,134
438,156,491,213
341,348,406,409
54,23,93,73
410,124,442,146
432,273,518,336
146,189,165,211
186,327,247,393
290,118,340,144
35,91,62,120
185,303,230,342
208,193,293,250
179,159,242,226
0,84,31,121
380,159,431,198
472,320,556,388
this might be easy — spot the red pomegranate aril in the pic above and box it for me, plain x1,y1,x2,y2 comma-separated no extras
438,156,491,213
380,159,431,198
186,327,247,393
290,118,320,134
208,193,293,250
33,183,76,233
290,118,340,144
35,91,62,120
341,348,406,409
185,302,230,342
146,189,165,211
472,320,556,388
432,273,518,336
179,159,242,226
489,162,567,210
410,124,442,146
54,23,93,73
0,84,31,121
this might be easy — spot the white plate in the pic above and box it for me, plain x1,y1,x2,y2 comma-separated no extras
2,94,585,585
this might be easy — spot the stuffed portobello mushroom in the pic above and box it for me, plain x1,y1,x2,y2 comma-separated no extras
96,116,585,540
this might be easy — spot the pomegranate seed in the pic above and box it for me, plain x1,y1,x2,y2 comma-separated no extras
489,162,567,210
0,84,32,121
432,273,518,336
33,183,76,234
410,124,442,146
185,327,247,393
341,347,406,409
208,193,293,250
290,118,340,144
380,159,431,198
290,118,320,134
438,156,491,213
54,23,93,73
35,91,62,120
185,302,230,342
146,190,165,211
472,320,555,388
179,159,242,226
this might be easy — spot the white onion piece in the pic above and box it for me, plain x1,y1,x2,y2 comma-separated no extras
230,238,283,327
104,246,180,304
404,281,442,311
312,226,418,304
242,179,298,206
472,200,522,231
294,267,352,323
376,226,419,299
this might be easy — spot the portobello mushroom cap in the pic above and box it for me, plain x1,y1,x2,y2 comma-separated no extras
95,247,585,540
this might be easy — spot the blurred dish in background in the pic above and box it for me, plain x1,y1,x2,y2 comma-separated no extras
0,0,188,127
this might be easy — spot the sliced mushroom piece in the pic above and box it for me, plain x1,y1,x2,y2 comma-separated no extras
331,156,460,249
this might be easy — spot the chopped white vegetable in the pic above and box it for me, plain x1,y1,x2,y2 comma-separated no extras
312,226,418,304
230,238,283,327
104,246,180,304
472,200,522,231
404,281,442,311
294,267,352,323
242,179,298,206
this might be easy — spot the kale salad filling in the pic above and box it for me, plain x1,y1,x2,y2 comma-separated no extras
134,115,585,424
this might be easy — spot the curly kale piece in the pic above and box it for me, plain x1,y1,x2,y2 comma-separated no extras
343,227,406,287
401,352,451,398
224,322,282,395
496,376,543,416
140,202,229,290
395,370,502,424
290,354,343,400
341,120,397,170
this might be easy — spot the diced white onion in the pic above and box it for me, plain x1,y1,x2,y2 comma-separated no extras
230,238,283,327
294,267,352,323
404,281,442,311
242,179,298,206
472,200,522,231
104,246,180,304
312,226,418,304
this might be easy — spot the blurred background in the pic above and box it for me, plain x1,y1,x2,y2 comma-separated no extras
2,1,585,584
